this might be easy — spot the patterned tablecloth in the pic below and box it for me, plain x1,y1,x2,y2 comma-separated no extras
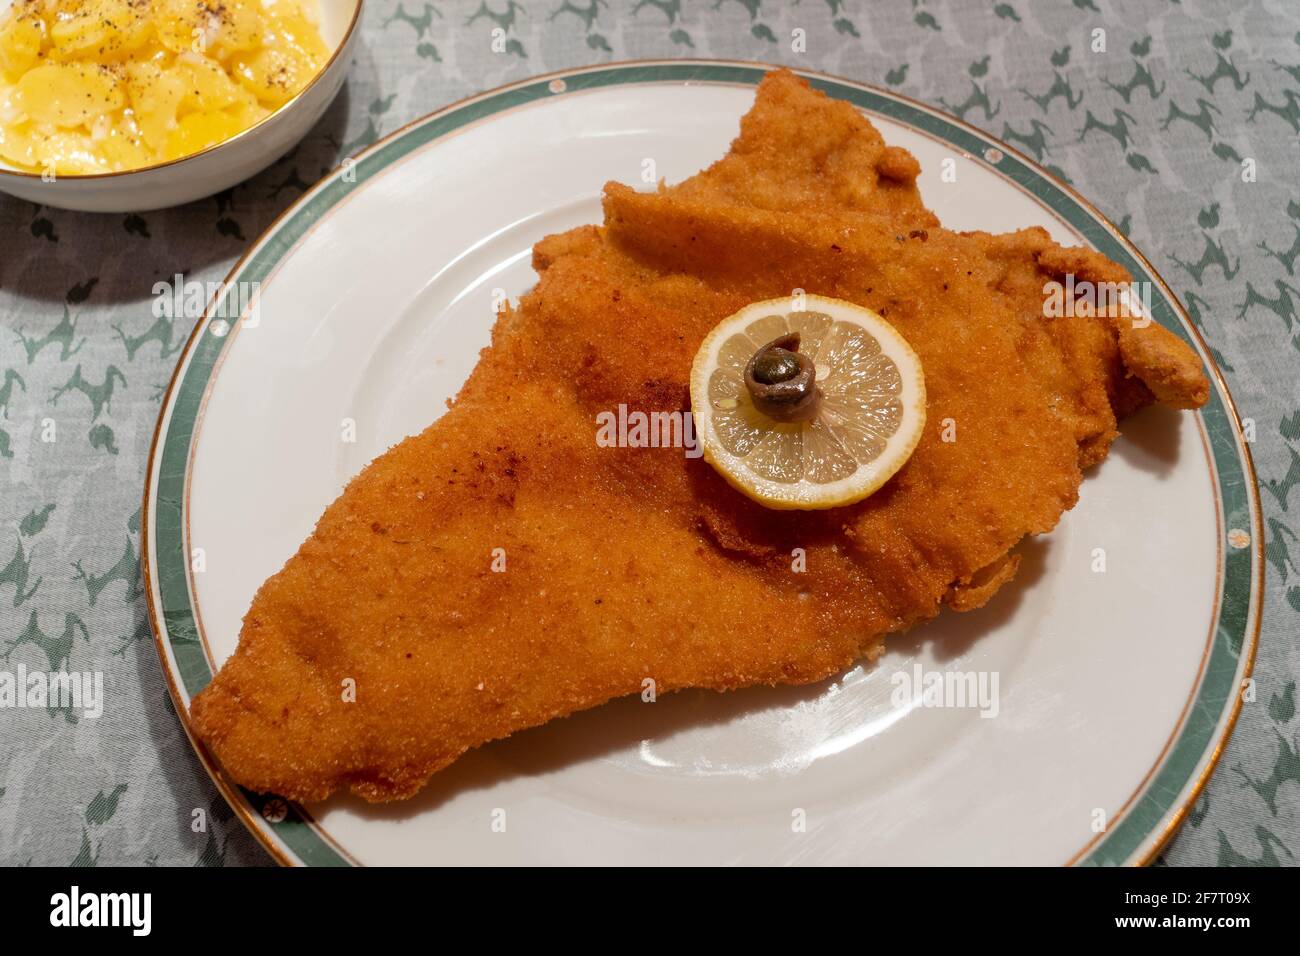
1,0,1296,867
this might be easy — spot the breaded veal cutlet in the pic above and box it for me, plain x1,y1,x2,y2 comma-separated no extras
191,70,1210,803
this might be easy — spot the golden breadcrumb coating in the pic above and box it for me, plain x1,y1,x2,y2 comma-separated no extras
191,70,1209,803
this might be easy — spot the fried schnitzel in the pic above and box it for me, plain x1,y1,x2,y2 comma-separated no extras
190,70,1209,803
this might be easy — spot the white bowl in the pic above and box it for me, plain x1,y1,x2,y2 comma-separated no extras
0,0,362,212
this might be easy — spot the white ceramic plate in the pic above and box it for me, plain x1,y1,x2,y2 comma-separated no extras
143,61,1263,866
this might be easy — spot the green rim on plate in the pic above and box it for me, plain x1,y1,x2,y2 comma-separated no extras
143,60,1261,867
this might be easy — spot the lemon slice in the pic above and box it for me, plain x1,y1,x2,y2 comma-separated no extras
690,295,926,510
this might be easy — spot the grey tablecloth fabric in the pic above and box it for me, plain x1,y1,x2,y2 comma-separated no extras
1,0,1296,867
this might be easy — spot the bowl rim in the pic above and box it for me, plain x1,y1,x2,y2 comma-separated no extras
0,0,363,182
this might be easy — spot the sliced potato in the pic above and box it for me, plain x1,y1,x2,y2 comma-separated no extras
0,0,327,171
17,62,126,129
